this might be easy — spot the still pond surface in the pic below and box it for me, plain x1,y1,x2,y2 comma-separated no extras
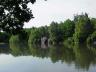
0,43,96,72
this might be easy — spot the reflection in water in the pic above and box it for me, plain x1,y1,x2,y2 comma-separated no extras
0,43,96,72
73,45,96,70
49,45,75,64
29,44,49,58
0,44,10,54
10,42,30,56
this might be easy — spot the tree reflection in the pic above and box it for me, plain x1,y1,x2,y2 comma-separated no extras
0,43,10,54
29,44,49,58
9,42,30,56
73,44,96,70
0,43,96,70
49,45,75,64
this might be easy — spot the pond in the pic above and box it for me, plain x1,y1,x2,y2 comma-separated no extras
0,43,96,72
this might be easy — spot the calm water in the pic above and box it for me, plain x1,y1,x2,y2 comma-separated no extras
0,43,96,72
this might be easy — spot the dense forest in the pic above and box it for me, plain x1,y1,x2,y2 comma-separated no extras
1,13,96,46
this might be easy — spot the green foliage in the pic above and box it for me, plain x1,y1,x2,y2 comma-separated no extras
9,35,20,43
28,26,49,44
28,28,41,44
73,13,94,44
64,37,74,48
24,28,32,41
28,13,95,45
60,19,75,38
10,42,29,56
49,19,75,44
90,18,96,30
73,44,94,70
0,0,36,34
38,26,49,38
49,45,74,63
87,31,96,44
9,31,28,43
29,44,49,58
2,13,96,44
49,22,62,44
0,32,10,43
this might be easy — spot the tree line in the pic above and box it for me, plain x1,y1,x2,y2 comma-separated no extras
1,13,96,45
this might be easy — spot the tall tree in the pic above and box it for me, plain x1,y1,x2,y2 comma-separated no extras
73,13,94,43
0,0,36,34
60,19,75,38
49,22,62,44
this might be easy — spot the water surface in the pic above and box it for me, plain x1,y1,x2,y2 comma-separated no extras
0,43,96,72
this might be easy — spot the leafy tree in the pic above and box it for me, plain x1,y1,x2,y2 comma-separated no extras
87,31,96,44
24,28,33,41
0,0,36,34
60,19,75,38
28,26,49,44
49,20,75,44
90,18,96,30
38,26,49,38
9,31,28,44
49,22,62,44
73,13,94,43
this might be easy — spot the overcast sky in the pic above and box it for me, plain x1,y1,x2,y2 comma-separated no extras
24,0,96,28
